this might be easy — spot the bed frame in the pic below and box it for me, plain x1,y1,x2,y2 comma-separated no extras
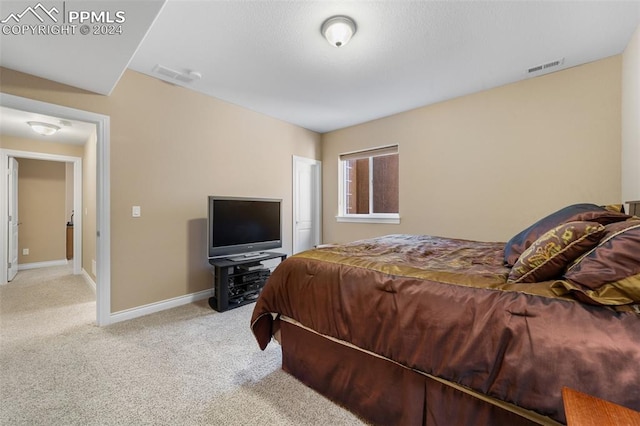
278,317,561,426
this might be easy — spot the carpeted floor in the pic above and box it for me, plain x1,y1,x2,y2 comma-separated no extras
0,265,366,425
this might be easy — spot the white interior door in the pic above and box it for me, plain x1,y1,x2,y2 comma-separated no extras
293,156,321,254
7,157,19,281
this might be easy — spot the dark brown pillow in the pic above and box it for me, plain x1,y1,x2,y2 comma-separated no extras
565,220,640,288
554,220,640,305
507,221,605,283
504,203,630,267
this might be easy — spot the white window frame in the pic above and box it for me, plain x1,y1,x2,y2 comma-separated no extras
337,145,400,224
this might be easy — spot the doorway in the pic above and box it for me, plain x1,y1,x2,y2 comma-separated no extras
292,156,322,253
0,93,112,326
5,152,83,278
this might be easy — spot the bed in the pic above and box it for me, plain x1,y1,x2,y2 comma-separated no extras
250,203,640,425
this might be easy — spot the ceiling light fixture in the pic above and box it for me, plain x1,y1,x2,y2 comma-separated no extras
27,121,61,136
321,16,356,47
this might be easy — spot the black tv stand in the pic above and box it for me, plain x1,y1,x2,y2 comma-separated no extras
208,251,287,312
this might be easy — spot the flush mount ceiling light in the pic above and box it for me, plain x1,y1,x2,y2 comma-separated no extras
321,16,356,47
27,121,61,136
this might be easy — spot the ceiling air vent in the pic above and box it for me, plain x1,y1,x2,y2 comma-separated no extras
527,58,565,74
152,65,202,84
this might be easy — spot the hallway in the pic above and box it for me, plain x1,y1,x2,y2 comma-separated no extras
0,265,95,343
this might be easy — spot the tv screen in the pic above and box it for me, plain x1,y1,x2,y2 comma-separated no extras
207,196,282,259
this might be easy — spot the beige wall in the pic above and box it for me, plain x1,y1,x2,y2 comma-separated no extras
17,159,66,263
1,67,321,312
83,131,97,282
622,25,640,205
322,56,622,244
0,134,85,157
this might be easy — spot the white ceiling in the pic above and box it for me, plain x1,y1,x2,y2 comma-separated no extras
0,106,96,145
1,0,639,135
0,0,166,95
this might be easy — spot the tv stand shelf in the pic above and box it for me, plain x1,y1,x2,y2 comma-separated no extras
208,252,286,312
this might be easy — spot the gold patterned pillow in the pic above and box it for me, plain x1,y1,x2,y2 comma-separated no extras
503,203,629,266
601,204,625,213
507,221,605,283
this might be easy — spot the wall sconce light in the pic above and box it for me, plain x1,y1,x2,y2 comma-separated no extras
27,121,61,136
321,16,357,47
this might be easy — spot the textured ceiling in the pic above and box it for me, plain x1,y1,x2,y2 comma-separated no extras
1,1,639,134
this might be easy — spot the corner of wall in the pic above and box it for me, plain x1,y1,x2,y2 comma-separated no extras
622,24,640,204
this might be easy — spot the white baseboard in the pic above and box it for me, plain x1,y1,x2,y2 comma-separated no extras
18,259,68,270
82,268,96,293
109,289,213,324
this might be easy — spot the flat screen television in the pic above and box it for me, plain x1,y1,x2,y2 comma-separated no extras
207,196,282,260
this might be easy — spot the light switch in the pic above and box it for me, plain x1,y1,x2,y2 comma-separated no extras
132,206,141,217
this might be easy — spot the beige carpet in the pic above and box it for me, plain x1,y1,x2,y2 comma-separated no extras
0,265,366,425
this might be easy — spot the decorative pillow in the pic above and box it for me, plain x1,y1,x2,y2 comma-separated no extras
507,221,605,283
504,203,630,267
553,220,640,305
601,204,626,214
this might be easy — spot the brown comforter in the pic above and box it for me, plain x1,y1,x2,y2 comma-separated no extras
251,234,640,423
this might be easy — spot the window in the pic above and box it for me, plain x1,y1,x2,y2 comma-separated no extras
338,145,400,224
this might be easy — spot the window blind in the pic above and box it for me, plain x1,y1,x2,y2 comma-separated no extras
339,145,398,161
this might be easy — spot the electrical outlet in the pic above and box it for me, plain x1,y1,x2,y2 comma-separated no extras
22,248,29,255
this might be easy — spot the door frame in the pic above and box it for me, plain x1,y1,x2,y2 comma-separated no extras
3,150,83,276
0,93,111,326
292,155,322,253
7,157,18,281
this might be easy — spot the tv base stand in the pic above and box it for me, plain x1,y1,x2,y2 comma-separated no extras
208,251,286,312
